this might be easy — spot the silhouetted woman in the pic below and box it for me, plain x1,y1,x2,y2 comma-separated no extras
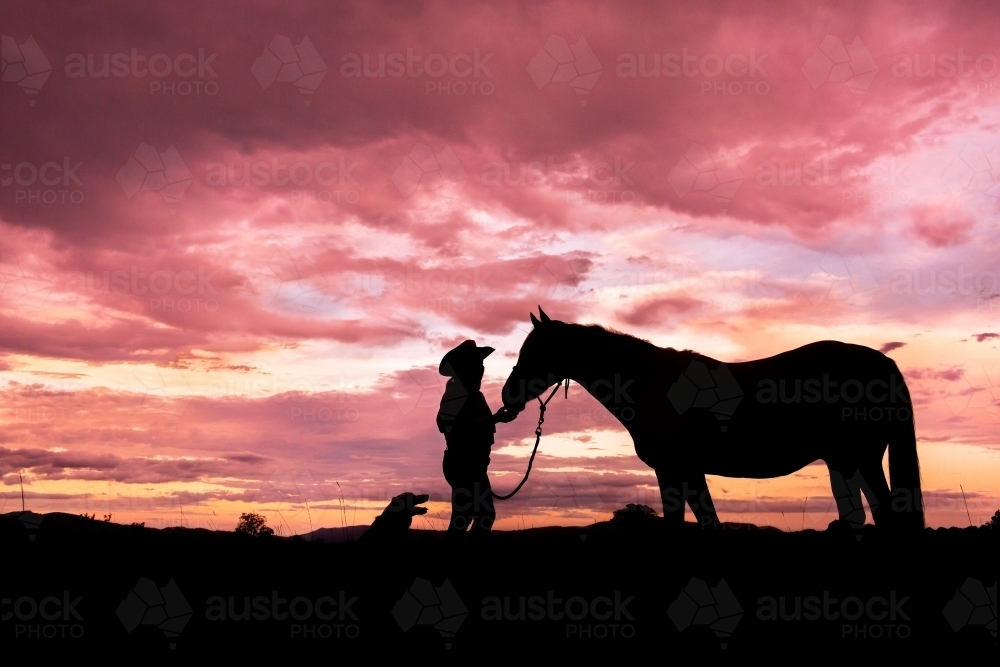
437,340,516,541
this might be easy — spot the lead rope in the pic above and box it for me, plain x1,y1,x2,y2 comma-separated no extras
492,379,565,500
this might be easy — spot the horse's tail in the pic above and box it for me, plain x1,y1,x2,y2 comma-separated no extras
887,365,924,530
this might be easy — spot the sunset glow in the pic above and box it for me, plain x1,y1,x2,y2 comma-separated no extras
2,0,998,535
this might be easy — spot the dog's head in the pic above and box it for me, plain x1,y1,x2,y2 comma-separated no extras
378,492,429,528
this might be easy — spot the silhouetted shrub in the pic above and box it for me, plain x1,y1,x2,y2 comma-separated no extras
611,503,659,524
987,510,999,530
235,512,275,538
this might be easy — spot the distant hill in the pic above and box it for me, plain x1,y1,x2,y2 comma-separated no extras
0,510,840,542
301,525,370,542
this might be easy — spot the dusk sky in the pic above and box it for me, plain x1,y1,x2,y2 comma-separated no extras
2,0,998,534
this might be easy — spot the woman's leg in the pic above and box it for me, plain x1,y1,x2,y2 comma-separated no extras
444,451,472,540
469,468,496,537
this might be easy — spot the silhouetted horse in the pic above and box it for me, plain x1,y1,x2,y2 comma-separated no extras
501,309,924,531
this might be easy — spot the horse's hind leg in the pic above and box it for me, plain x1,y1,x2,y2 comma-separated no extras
828,465,867,529
857,459,892,528
686,472,720,529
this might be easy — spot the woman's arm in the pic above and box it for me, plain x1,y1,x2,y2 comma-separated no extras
492,405,519,424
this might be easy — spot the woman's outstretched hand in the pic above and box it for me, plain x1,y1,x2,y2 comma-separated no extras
493,406,520,424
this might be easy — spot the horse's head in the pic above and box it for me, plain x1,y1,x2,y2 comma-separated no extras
501,307,568,413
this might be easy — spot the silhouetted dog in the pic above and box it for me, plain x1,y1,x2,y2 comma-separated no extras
358,492,428,545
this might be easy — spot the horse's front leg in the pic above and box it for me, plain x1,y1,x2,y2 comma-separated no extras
685,472,720,529
655,468,720,529
654,468,685,530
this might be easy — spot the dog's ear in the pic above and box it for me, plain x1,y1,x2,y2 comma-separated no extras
387,495,405,512
391,492,429,515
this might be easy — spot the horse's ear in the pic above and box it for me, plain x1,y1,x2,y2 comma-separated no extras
530,312,541,328
538,306,551,323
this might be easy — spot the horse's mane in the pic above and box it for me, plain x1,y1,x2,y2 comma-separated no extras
571,322,696,359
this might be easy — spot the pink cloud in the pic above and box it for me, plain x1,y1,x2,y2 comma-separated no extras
619,296,703,326
910,205,976,247
3,0,999,528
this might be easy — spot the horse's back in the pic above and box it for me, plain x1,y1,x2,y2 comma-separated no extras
653,340,908,477
738,340,889,368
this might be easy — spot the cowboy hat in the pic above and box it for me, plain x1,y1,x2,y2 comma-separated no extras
439,340,495,376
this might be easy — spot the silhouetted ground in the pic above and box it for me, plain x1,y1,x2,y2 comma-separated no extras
2,511,996,658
